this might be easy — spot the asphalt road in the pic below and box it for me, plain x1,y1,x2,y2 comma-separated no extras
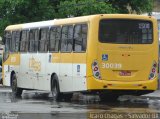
0,87,160,119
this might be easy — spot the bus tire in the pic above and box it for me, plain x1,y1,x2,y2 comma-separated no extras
11,74,23,97
51,75,62,101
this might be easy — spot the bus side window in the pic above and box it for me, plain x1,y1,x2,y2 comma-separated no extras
20,30,29,52
49,26,61,52
67,26,74,51
29,29,39,52
61,26,68,52
61,25,73,52
39,28,49,52
73,24,88,52
11,31,21,52
4,31,12,52
81,24,88,51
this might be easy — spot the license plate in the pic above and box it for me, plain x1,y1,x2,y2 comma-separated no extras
119,71,131,76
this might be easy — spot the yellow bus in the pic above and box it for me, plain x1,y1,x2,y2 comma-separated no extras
2,14,159,101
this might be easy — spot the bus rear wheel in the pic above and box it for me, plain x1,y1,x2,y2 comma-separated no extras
51,75,62,101
11,74,23,97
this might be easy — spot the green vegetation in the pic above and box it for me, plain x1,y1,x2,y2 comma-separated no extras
0,0,153,36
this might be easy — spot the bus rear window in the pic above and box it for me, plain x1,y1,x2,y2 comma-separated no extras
99,19,153,44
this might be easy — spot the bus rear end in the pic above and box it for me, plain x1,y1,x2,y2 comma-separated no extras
88,15,158,97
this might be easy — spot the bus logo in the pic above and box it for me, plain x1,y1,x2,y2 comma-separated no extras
29,57,41,72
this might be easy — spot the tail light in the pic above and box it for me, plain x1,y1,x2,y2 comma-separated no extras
149,61,157,80
92,60,101,79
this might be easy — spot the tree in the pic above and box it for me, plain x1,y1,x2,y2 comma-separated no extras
57,0,153,18
0,0,55,36
109,0,153,14
57,0,117,18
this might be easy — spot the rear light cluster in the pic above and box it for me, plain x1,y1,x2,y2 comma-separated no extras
92,60,101,79
149,61,157,80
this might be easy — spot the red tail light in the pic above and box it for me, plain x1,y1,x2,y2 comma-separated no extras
92,60,101,79
149,61,157,80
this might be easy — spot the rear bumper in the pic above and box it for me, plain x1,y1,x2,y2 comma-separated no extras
87,77,158,90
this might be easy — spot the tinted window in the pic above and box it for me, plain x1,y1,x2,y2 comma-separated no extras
73,24,88,52
99,19,153,44
67,26,74,51
39,28,49,52
11,31,21,52
4,31,12,52
81,24,88,50
61,25,73,52
20,30,29,52
29,29,39,52
61,26,68,52
49,27,61,51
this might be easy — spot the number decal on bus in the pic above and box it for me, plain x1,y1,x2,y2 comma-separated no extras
102,63,122,69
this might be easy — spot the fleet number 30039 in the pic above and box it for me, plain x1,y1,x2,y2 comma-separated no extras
102,63,122,69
